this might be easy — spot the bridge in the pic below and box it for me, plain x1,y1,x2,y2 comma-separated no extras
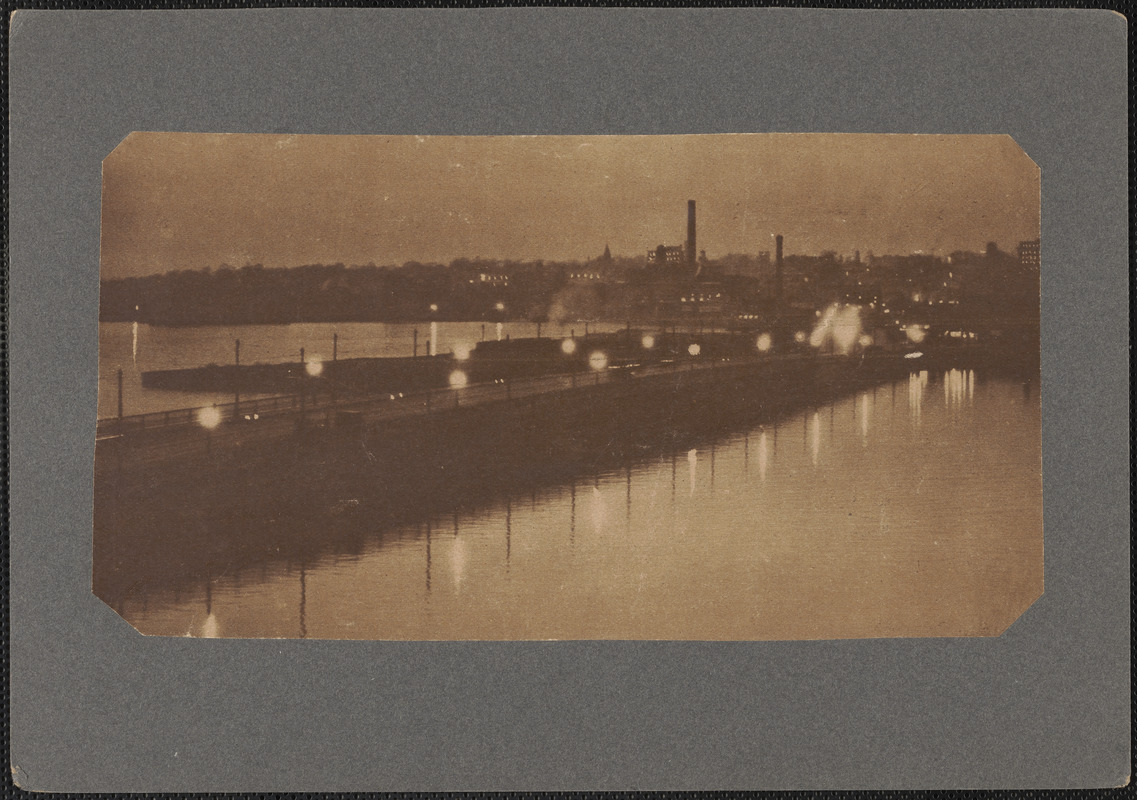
96,351,839,466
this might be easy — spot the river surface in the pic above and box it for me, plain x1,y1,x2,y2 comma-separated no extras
97,320,628,419
113,367,1043,641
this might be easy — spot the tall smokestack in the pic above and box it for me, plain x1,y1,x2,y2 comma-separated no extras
687,200,696,270
775,234,784,303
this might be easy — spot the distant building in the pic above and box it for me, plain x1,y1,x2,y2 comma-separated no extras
475,272,509,286
647,244,686,265
679,283,726,316
1017,239,1040,270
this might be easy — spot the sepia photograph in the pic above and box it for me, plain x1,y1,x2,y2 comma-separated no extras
93,132,1042,641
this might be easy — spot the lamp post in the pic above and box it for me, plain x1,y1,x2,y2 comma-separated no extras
299,347,306,426
116,368,124,430
234,339,241,421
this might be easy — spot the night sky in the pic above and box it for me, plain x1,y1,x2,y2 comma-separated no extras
101,132,1040,279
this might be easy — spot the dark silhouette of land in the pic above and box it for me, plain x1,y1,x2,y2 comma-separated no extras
99,244,1039,331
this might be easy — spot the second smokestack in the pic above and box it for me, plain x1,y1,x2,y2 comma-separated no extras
687,200,696,270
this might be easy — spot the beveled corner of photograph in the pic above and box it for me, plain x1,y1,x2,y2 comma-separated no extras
94,132,1042,641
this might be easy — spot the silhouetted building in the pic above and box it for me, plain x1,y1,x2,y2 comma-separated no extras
647,244,686,265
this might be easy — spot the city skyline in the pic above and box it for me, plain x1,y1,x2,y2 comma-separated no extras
101,133,1040,279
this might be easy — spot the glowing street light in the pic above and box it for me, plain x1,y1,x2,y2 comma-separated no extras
449,370,468,388
589,351,608,371
305,358,324,377
197,405,222,430
494,301,505,312
641,334,655,349
688,343,701,356
429,303,439,313
756,333,772,352
561,338,577,355
794,331,806,343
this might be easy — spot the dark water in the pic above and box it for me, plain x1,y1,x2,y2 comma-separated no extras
116,368,1043,640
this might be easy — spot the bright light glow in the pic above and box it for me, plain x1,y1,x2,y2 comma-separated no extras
561,338,577,355
756,333,772,352
904,351,924,359
688,343,701,356
641,334,655,349
449,369,468,388
197,406,222,429
429,303,439,312
589,351,608,370
807,304,863,353
305,359,324,377
831,306,861,353
858,334,874,348
453,343,471,361
495,302,505,312
794,331,806,343
904,326,927,344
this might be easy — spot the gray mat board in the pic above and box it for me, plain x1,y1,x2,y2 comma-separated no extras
8,8,1130,791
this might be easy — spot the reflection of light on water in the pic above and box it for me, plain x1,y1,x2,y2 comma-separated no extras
908,371,928,426
810,412,820,466
496,322,503,341
131,320,139,364
687,448,698,494
945,369,967,410
450,537,467,589
449,369,468,388
859,392,871,443
967,369,974,402
590,486,607,532
185,613,220,638
757,431,769,481
429,321,438,356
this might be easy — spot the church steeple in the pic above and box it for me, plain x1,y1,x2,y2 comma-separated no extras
601,243,612,262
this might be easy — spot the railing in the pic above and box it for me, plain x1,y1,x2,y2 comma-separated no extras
94,350,858,446
95,392,317,436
